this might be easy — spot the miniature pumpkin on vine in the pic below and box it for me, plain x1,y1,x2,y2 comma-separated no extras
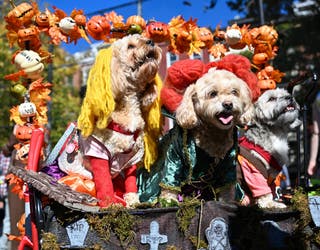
126,15,146,30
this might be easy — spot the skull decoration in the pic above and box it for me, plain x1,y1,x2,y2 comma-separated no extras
13,50,44,80
18,102,37,118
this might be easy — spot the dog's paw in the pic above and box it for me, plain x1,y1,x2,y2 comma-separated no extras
159,190,179,206
123,192,140,208
256,193,287,209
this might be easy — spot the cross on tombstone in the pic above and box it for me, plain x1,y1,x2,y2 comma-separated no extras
141,220,168,250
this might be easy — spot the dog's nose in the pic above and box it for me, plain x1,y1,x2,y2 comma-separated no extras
146,39,154,46
222,102,233,110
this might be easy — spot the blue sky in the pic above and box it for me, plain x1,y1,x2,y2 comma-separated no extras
37,0,240,53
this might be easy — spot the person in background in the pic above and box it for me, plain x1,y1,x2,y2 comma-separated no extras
0,150,10,249
307,100,320,179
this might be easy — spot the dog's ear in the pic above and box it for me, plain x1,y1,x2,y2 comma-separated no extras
239,85,255,125
175,84,198,129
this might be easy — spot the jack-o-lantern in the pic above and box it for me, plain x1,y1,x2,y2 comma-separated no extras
17,26,39,43
198,27,213,49
35,12,50,28
145,21,170,43
14,124,35,142
126,15,146,30
5,2,35,28
86,15,111,41
74,14,87,27
258,25,278,45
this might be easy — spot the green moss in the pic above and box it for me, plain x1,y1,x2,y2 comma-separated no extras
41,232,60,250
189,235,208,249
176,197,200,235
166,245,181,250
85,206,136,247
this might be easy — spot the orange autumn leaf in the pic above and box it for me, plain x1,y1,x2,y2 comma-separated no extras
6,173,25,200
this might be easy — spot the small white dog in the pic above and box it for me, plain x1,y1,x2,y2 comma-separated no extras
237,88,301,209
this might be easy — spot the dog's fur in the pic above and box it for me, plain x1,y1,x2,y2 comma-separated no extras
79,34,162,207
159,68,254,202
238,88,301,208
176,68,253,159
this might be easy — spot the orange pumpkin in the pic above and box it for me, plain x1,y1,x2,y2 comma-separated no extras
14,124,35,142
35,12,50,28
198,27,214,49
258,79,276,91
126,15,146,30
145,21,170,43
17,26,39,43
252,52,269,65
5,3,35,28
74,14,87,27
86,15,111,41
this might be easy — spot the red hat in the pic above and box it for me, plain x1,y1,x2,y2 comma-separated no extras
161,54,260,113
161,59,206,113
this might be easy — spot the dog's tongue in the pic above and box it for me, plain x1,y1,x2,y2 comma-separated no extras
218,114,234,124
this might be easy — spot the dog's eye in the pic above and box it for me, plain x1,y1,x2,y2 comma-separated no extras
128,44,135,49
268,97,276,102
231,89,239,96
209,91,217,98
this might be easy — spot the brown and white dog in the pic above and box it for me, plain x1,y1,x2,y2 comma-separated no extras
138,55,260,204
77,34,163,207
237,88,301,209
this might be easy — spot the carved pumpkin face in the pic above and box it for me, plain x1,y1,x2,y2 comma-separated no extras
35,12,50,27
6,3,35,27
145,21,170,43
198,27,214,49
258,79,276,91
17,26,39,42
86,15,111,41
14,124,34,142
126,15,146,30
74,14,87,27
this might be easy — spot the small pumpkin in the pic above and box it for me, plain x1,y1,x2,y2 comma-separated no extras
5,2,35,27
145,21,170,43
14,124,35,142
35,12,50,28
258,79,276,91
198,27,213,49
86,15,111,41
17,26,39,43
126,15,146,30
252,52,269,65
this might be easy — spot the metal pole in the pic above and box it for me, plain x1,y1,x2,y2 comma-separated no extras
137,0,142,16
258,0,265,24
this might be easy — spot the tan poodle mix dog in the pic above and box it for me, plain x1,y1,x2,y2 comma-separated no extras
176,68,253,159
138,55,260,204
237,88,301,209
77,34,163,208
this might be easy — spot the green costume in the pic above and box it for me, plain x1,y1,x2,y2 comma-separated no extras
138,123,238,203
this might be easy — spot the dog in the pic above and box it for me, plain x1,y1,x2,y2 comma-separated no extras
77,34,163,207
237,88,301,209
138,54,259,204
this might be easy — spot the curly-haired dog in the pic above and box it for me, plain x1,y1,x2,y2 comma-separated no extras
138,55,260,203
237,88,301,209
78,34,163,207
